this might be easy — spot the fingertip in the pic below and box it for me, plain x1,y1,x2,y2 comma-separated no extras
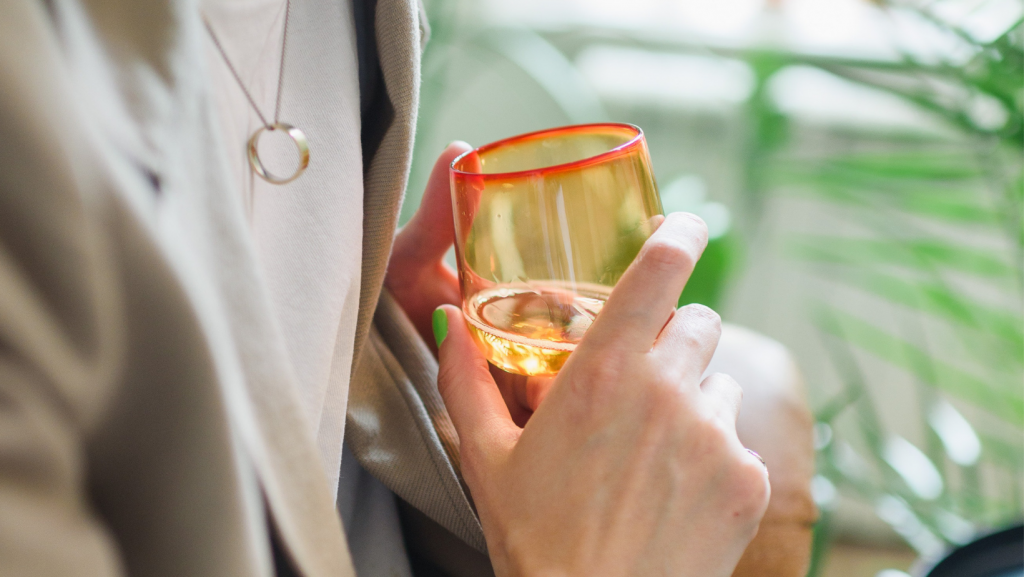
439,141,473,168
436,302,461,321
660,209,707,234
667,211,709,248
664,210,705,226
447,140,473,153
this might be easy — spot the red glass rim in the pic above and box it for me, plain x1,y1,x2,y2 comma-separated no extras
450,122,645,179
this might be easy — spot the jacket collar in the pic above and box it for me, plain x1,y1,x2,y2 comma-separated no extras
350,0,424,376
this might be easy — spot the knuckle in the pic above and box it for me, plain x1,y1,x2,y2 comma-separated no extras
673,328,706,354
571,353,626,398
679,303,722,331
710,372,743,402
458,436,481,470
437,355,489,402
728,457,771,517
459,429,487,466
458,440,488,487
457,422,494,474
687,413,732,459
707,371,731,385
671,304,722,350
644,381,687,422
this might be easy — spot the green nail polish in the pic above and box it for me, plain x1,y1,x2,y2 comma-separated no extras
432,308,448,348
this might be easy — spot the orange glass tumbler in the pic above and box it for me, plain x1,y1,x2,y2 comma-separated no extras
449,123,663,376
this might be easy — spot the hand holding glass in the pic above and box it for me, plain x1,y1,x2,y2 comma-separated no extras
450,124,663,376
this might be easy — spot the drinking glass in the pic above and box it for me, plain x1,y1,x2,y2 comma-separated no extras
450,123,663,376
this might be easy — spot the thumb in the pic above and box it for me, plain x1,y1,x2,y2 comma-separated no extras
393,141,473,268
434,305,520,466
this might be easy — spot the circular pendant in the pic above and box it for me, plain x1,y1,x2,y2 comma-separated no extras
247,122,310,185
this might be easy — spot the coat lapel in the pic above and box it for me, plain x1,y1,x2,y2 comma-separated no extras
346,0,489,556
349,293,487,552
350,0,422,371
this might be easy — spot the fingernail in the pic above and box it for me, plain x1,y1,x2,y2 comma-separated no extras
432,308,448,348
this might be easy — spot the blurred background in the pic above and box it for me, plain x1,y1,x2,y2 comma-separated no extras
401,0,1024,575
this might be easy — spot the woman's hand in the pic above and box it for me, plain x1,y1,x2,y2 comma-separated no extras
434,212,771,577
385,142,550,425
384,142,469,349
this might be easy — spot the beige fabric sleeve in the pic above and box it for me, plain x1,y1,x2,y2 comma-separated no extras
0,5,127,575
347,292,487,554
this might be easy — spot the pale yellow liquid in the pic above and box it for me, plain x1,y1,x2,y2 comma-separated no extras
464,282,612,376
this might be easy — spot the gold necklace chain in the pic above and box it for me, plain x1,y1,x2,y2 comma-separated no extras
202,0,310,185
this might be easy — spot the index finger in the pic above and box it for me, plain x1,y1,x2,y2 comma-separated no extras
584,212,708,352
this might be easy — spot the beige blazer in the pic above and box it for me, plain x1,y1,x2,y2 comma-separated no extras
0,0,484,576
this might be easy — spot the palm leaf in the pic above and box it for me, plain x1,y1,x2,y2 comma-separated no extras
814,304,1024,426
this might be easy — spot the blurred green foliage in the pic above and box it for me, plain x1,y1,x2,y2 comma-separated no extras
412,0,1023,572
677,233,741,311
741,3,1024,572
